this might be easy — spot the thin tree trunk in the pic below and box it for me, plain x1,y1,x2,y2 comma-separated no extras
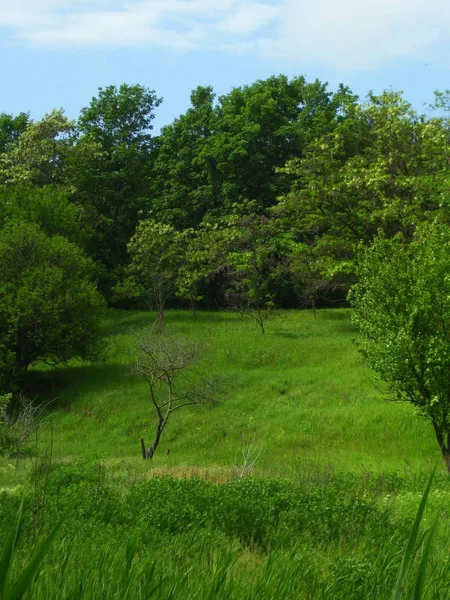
432,421,450,473
157,308,165,331
444,451,450,474
257,309,265,334
146,418,166,459
190,298,197,319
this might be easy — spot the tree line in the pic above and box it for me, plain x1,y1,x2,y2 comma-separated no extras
1,77,450,390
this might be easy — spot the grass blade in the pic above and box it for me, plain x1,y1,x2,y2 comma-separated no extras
0,502,23,600
410,510,440,600
6,506,71,600
392,466,436,600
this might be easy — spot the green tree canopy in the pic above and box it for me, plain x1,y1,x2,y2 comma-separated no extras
349,223,450,472
151,76,356,230
212,76,355,215
0,109,76,187
72,84,162,283
275,91,450,289
0,185,84,245
0,112,30,153
151,86,219,229
0,221,105,392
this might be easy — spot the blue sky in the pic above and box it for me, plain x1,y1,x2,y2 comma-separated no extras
1,0,449,132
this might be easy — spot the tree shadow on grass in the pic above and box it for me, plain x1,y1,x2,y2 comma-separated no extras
274,331,303,340
100,309,231,338
99,310,155,337
166,310,237,326
23,362,133,412
319,309,350,321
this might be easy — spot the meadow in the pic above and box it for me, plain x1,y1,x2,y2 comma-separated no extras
1,308,450,599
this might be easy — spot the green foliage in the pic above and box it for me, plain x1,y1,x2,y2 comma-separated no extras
2,463,448,599
349,223,450,470
0,501,69,600
223,211,287,331
151,76,355,229
0,221,105,392
0,394,14,456
211,76,354,215
0,113,30,153
78,83,161,150
118,219,186,323
150,85,218,228
0,185,84,246
126,474,394,548
176,226,226,306
0,110,76,187
0,394,36,458
393,467,436,600
276,91,450,291
74,84,162,279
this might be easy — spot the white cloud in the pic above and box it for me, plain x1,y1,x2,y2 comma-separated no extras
216,3,280,36
0,0,280,48
276,0,450,70
0,0,449,70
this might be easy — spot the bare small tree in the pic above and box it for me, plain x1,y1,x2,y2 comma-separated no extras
136,329,216,459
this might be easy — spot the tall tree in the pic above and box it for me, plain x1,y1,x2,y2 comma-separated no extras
73,84,162,282
275,91,450,291
0,112,30,153
151,76,356,230
150,86,219,229
212,76,354,215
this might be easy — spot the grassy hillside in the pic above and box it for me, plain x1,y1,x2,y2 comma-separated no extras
21,308,440,476
2,309,450,599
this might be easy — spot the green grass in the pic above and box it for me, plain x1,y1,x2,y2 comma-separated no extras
20,308,440,476
1,463,449,599
1,308,450,599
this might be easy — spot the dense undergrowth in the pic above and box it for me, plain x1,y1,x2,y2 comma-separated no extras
2,460,450,599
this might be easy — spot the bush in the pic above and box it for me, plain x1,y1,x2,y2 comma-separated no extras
0,221,105,392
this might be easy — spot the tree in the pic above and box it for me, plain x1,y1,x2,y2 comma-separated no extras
0,221,105,392
288,247,346,317
349,223,450,472
151,77,355,230
212,76,353,216
0,112,30,153
223,210,288,333
0,185,85,246
150,86,219,229
118,220,185,328
78,84,161,151
74,84,162,279
176,226,226,311
136,329,216,459
276,91,450,291
0,110,76,187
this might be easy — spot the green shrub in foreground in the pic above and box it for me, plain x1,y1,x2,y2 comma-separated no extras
1,462,448,599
